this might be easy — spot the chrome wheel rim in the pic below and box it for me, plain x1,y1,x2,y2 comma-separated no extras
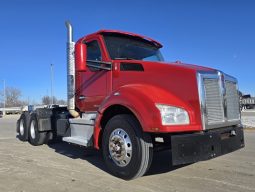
30,120,36,139
109,128,132,167
19,119,24,136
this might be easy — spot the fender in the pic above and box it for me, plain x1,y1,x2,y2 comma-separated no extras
93,84,197,149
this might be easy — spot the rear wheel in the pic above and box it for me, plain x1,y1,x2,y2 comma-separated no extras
102,114,153,180
17,112,30,141
28,114,47,146
44,131,62,144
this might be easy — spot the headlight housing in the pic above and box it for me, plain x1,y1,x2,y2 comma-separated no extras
156,104,190,125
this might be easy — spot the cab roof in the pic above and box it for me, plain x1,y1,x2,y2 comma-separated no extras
81,29,163,48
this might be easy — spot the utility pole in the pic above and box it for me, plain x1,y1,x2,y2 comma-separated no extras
3,79,6,116
50,64,54,105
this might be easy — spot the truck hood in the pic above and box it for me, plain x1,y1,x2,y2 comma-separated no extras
116,60,217,73
144,60,216,72
114,60,218,105
113,60,219,129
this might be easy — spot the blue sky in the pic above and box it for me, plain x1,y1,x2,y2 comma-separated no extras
0,0,254,103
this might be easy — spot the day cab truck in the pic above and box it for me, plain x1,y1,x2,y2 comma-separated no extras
17,21,244,180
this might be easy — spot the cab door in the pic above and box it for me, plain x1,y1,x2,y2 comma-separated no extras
76,39,109,112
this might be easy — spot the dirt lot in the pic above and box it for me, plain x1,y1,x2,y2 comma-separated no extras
0,115,255,192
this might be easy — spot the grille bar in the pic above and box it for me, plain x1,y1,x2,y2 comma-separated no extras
204,78,224,124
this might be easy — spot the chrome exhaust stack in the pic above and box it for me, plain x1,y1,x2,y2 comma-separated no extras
65,21,79,118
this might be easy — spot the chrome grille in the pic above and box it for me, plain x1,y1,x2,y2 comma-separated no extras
198,72,241,130
225,81,240,120
204,78,224,124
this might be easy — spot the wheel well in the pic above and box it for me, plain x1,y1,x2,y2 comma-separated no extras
99,105,140,148
100,105,135,129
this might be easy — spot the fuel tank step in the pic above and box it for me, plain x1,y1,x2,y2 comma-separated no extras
63,136,90,146
62,118,95,147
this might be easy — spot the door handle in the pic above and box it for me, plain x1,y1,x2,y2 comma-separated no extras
78,95,86,100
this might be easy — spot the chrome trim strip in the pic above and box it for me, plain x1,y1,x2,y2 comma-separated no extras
197,72,206,130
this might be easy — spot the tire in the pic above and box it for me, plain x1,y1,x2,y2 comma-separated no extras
44,131,62,144
102,114,153,180
28,114,47,146
17,112,30,141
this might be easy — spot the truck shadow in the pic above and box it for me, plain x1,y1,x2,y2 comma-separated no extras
145,150,189,176
47,142,188,177
48,142,109,173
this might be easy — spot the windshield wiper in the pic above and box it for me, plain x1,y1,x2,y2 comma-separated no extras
114,57,136,60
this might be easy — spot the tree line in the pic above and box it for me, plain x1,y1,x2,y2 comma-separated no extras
0,86,66,107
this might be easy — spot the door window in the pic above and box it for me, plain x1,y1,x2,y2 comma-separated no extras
86,40,102,71
87,40,102,60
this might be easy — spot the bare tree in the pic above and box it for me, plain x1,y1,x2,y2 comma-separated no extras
0,87,23,107
53,97,57,104
42,96,51,105
42,95,59,105
0,91,4,107
57,99,67,105
0,87,28,107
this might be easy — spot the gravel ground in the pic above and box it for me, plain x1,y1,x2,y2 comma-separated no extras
0,114,254,192
242,110,255,128
242,116,255,128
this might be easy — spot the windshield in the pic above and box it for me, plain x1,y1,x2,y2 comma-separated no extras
103,33,164,61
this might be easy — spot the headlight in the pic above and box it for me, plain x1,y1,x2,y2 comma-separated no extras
156,104,190,125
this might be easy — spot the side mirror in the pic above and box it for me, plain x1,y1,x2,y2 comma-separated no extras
75,43,87,72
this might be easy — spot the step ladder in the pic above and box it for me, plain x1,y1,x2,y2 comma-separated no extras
62,113,96,147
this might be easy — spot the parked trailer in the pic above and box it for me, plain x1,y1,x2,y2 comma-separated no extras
241,97,255,110
16,22,244,180
0,107,22,115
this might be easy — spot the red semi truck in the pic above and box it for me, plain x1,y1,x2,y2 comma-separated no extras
17,22,244,180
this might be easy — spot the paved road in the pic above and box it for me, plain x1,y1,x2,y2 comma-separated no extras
0,115,255,192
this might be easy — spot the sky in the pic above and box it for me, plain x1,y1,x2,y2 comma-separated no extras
0,0,254,103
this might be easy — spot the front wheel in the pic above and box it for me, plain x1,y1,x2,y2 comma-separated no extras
102,114,153,180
